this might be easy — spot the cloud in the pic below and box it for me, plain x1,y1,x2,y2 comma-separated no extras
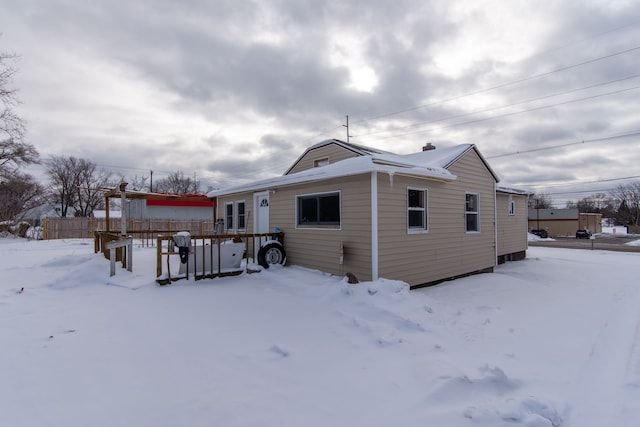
3,0,640,206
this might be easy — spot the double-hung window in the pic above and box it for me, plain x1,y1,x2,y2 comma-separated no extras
297,192,340,227
407,188,427,232
225,202,233,231
465,193,479,232
237,201,246,230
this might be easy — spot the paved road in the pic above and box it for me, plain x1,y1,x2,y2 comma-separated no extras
529,235,640,253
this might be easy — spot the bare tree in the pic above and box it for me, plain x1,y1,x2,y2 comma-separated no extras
155,171,200,194
1,50,39,173
528,192,552,209
75,160,114,216
565,193,615,216
117,173,149,192
46,156,78,217
46,155,114,217
0,170,44,222
609,182,640,226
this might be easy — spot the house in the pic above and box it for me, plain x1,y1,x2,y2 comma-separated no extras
208,139,529,288
496,186,530,263
527,208,602,237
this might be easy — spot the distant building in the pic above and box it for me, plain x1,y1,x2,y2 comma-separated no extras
528,208,602,236
124,194,214,221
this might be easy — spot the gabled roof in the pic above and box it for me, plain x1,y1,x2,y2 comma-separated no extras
283,139,393,175
399,144,501,183
208,144,497,198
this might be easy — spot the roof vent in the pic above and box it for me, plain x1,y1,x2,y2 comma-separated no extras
422,142,436,151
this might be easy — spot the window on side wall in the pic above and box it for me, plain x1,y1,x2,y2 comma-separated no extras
407,188,427,232
508,196,516,216
237,201,246,230
465,193,479,232
225,202,233,231
297,192,340,228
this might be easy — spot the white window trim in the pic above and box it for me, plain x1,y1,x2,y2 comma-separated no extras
236,200,247,231
465,192,480,233
295,190,342,230
407,187,428,234
224,202,234,232
313,157,330,168
508,195,516,216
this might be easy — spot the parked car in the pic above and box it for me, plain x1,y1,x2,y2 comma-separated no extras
530,229,548,238
576,229,592,239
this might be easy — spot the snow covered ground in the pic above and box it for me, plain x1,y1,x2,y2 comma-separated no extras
1,236,639,427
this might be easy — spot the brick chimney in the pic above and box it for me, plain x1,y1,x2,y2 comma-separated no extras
422,142,436,151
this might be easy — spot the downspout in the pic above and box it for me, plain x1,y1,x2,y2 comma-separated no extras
371,171,379,281
494,182,498,266
120,182,127,237
526,194,531,249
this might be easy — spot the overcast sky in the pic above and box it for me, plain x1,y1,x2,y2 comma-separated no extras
2,0,639,205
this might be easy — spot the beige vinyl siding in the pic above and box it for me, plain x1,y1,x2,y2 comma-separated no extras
377,149,496,287
216,192,256,235
286,144,363,174
497,192,528,256
270,174,373,281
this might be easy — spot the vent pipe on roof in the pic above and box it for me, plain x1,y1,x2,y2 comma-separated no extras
422,142,436,151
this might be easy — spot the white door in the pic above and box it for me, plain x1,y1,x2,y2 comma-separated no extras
255,193,270,234
254,192,270,258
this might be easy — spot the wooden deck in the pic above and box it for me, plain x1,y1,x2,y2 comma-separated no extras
155,232,284,285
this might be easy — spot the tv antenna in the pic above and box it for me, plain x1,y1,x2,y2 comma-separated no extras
342,115,354,143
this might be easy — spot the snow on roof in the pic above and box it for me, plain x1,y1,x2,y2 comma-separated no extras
207,145,482,198
496,184,533,195
283,139,393,175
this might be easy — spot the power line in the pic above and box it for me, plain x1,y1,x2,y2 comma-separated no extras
350,44,640,125
357,74,640,139
360,84,640,143
525,175,640,189
486,130,640,159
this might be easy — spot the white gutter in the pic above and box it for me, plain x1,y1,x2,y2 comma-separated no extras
371,171,379,281
494,181,498,266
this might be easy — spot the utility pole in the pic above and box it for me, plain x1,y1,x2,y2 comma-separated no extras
342,115,353,143
150,170,153,193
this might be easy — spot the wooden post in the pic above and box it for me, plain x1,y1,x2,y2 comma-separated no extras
127,240,132,272
119,182,127,237
105,195,111,232
217,238,221,276
110,248,116,276
106,237,133,277
156,236,162,278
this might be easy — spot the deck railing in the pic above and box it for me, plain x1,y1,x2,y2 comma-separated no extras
155,232,284,285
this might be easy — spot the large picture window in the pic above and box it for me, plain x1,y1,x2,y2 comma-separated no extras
465,193,479,232
407,188,427,231
297,192,340,227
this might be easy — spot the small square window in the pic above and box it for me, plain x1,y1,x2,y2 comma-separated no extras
313,158,329,168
